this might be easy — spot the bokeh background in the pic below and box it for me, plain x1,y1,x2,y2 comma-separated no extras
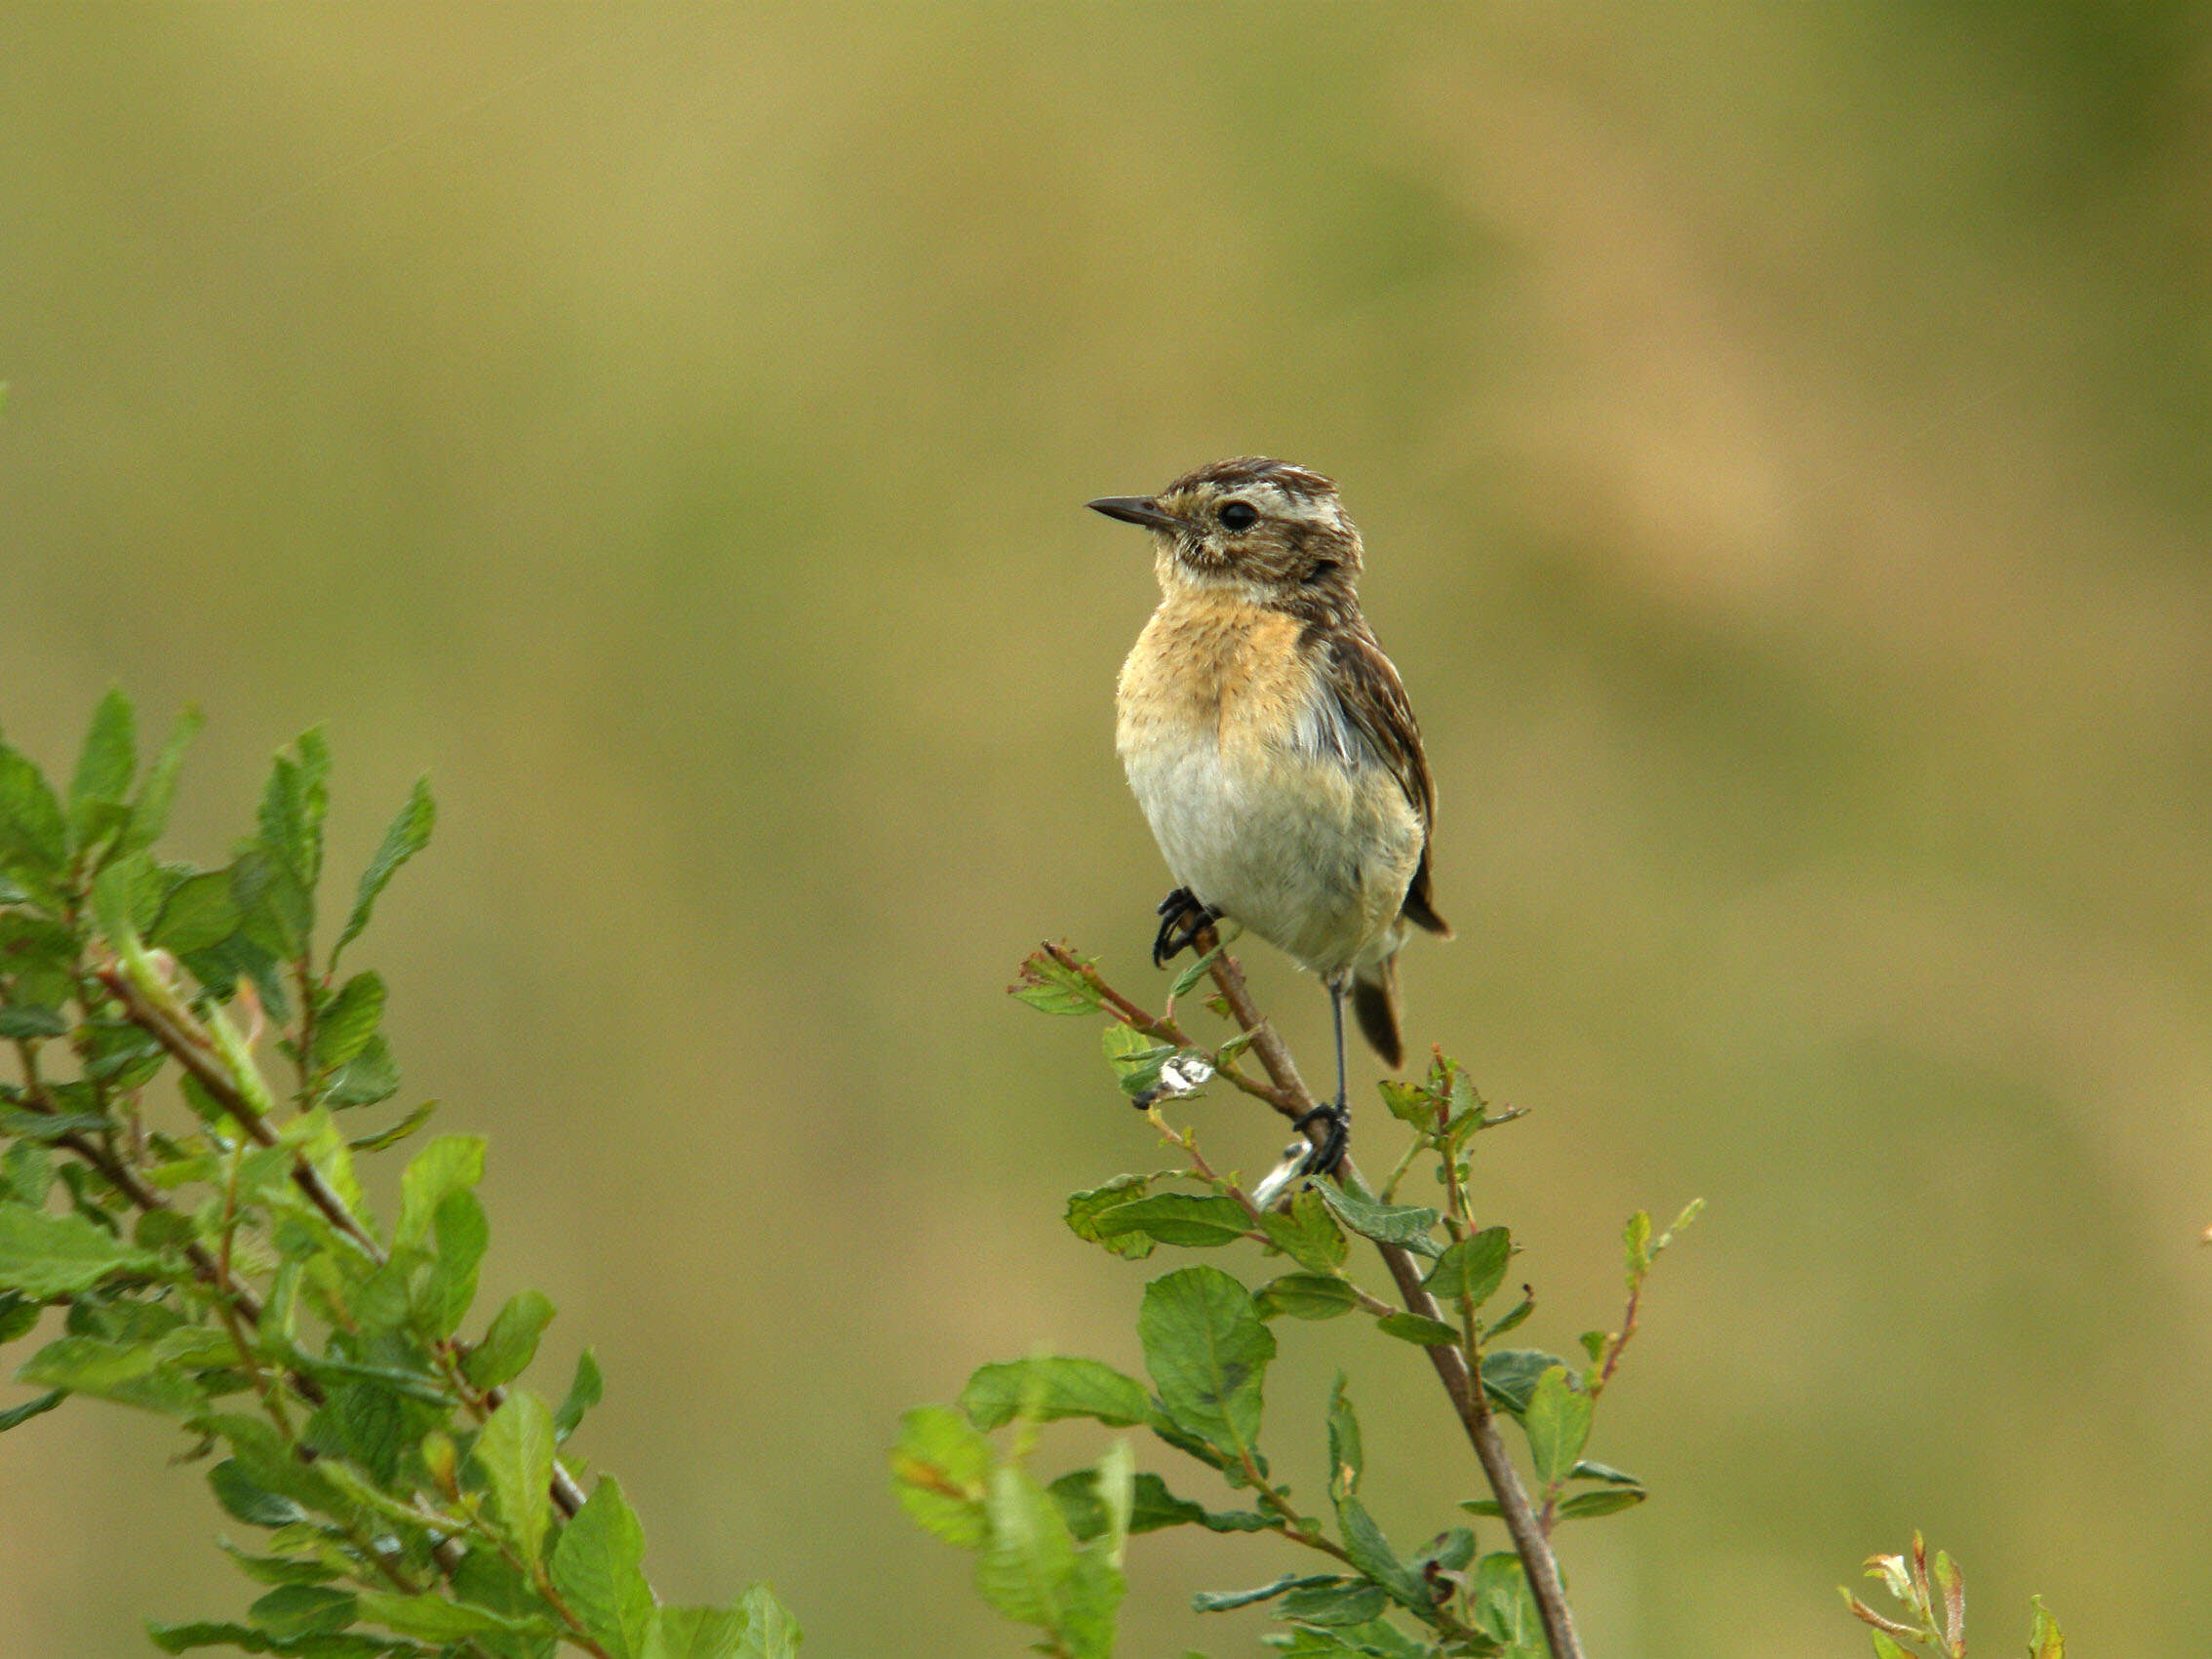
5,6,2211,1655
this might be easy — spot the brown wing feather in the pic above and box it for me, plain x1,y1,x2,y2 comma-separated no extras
1322,625,1451,936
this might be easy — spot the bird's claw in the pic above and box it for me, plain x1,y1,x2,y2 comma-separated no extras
1151,887,1222,968
1290,1099,1350,1180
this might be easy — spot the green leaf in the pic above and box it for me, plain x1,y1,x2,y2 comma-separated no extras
959,1357,1150,1430
0,741,66,879
1480,1349,1567,1418
555,1347,604,1442
325,1035,401,1109
1522,1366,1593,1488
153,869,242,954
1471,1553,1541,1653
1555,1487,1646,1521
1570,1458,1642,1485
1423,1227,1511,1306
1375,1312,1460,1346
0,1388,63,1431
393,1135,484,1254
1376,1078,1434,1129
975,1463,1122,1657
465,1289,556,1390
2028,1595,2066,1659
551,1477,656,1659
1311,1179,1441,1258
731,1585,802,1659
67,689,137,843
346,1100,438,1154
1332,1494,1434,1616
119,706,203,856
1011,952,1106,1016
1100,1023,1177,1098
1088,1192,1251,1249
0,1004,66,1039
1278,1580,1392,1627
352,1593,545,1641
249,1584,356,1641
1138,1266,1274,1465
890,1404,990,1548
144,1619,398,1655
1254,1273,1360,1321
0,1205,158,1297
475,1390,556,1566
313,973,386,1072
333,778,434,964
419,1189,488,1337
1166,945,1223,1000
1191,1572,1333,1612
217,1544,342,1587
1065,1174,1159,1260
1049,1468,1268,1540
1256,1187,1347,1274
1870,1635,1914,1659
210,1459,309,1528
20,1334,203,1415
1326,1374,1363,1499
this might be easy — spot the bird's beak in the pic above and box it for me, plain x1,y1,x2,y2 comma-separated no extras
1086,495,1182,533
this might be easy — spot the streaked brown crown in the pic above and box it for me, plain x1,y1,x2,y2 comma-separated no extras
1140,457,1364,599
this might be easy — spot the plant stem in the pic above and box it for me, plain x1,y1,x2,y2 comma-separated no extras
1189,925,1586,1659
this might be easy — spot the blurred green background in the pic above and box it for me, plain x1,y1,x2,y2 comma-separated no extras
5,5,2211,1654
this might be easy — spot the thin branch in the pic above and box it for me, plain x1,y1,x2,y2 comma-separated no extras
1188,925,1587,1659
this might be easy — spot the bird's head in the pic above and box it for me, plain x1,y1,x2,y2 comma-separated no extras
1088,457,1363,603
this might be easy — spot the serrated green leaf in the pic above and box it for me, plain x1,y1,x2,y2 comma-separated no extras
890,1403,991,1548
976,1462,1123,1657
1254,1273,1359,1321
314,973,386,1073
1100,1023,1177,1098
1256,1187,1347,1274
210,1459,310,1528
68,689,137,843
1522,1366,1593,1487
551,1477,656,1659
418,1189,487,1337
2028,1595,2066,1659
465,1288,555,1390
1423,1227,1511,1306
1011,952,1105,1016
475,1390,555,1565
959,1356,1149,1431
1089,1192,1251,1249
1471,1553,1541,1652
1138,1266,1274,1465
1311,1179,1441,1258
333,779,434,965
0,1205,159,1296
1065,1174,1158,1260
1376,1079,1434,1129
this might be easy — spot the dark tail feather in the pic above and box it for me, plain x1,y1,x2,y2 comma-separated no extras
1351,957,1404,1069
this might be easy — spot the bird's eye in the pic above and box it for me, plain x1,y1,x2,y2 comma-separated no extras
1218,501,1258,532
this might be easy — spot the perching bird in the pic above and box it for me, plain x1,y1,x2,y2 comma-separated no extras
1092,457,1448,1174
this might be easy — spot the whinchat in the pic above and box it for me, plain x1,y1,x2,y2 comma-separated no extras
1092,457,1448,1174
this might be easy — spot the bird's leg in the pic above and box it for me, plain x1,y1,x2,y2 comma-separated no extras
1152,887,1222,968
1292,977,1352,1177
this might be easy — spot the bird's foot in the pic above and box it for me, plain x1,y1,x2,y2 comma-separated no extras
1152,887,1222,968
1291,1097,1350,1180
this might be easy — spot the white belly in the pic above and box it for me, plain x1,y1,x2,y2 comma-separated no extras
1120,727,1419,980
